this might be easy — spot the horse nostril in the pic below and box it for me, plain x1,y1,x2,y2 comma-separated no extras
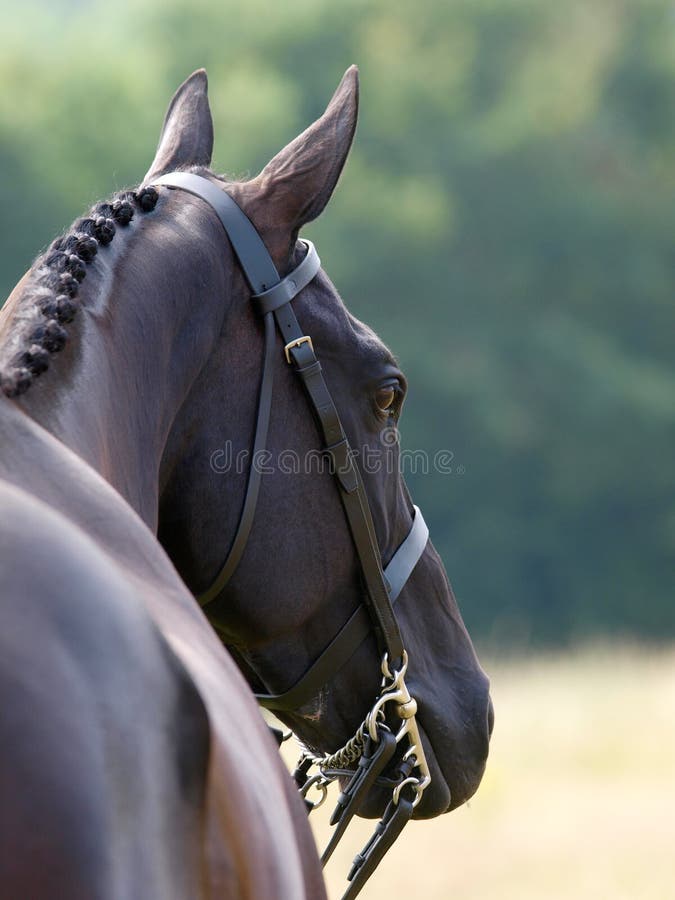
487,696,495,738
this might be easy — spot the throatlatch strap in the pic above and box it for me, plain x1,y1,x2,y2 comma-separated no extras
197,311,277,607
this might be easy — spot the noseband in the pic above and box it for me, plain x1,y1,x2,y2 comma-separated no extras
153,172,432,899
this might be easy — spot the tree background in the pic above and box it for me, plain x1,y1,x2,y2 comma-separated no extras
1,0,673,647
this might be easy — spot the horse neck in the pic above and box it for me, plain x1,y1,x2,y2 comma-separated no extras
3,201,230,528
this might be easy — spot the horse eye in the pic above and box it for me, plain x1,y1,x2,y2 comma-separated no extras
375,385,397,414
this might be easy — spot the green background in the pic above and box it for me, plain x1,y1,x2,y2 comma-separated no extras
1,0,673,646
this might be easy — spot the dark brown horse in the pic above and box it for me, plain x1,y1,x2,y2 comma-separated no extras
0,66,492,896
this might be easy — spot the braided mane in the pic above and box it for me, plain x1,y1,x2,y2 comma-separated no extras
0,185,160,398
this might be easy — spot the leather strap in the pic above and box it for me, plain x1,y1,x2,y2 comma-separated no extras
255,507,428,711
269,300,405,663
197,311,277,606
252,241,321,314
198,244,318,607
345,795,414,899
321,729,397,866
150,172,422,702
383,505,429,601
153,172,278,292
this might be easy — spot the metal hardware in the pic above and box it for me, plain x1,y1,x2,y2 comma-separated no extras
391,775,420,805
292,647,432,899
296,651,430,806
368,651,432,808
300,774,329,810
284,334,313,363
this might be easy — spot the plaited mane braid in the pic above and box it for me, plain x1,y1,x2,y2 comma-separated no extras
0,186,159,399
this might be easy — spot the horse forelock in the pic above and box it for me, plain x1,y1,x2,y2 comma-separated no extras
0,185,160,399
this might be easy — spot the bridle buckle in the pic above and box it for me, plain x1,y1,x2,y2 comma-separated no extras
284,334,313,363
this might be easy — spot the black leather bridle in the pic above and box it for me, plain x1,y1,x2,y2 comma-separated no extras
153,172,433,899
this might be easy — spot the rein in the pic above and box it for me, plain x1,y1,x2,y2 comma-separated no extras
153,172,431,899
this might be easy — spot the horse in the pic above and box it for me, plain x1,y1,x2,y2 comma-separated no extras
0,100,324,900
0,65,493,897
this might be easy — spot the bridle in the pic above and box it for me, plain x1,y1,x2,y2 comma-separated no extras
153,172,433,899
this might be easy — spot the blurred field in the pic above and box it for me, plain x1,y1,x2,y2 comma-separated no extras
281,644,675,899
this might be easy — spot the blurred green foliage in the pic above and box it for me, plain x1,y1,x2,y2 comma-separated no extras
1,0,673,644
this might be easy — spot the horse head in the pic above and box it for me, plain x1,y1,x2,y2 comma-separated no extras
152,68,493,819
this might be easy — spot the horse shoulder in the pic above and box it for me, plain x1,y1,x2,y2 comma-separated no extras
0,479,212,899
0,478,325,899
136,571,327,899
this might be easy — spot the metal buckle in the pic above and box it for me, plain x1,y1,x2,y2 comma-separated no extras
284,335,313,363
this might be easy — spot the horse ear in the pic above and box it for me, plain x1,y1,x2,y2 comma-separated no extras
144,69,214,181
244,66,358,261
